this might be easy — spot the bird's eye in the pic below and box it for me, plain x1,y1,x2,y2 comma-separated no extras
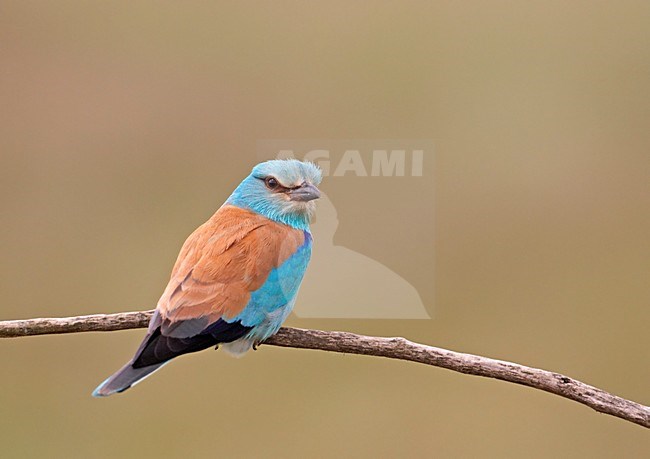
264,177,279,190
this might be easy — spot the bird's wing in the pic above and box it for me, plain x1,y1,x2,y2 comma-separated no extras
93,203,313,396
155,204,308,338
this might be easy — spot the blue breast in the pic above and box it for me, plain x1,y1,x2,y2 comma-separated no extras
228,231,312,328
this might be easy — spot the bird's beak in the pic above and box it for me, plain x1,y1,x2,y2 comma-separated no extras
288,182,321,202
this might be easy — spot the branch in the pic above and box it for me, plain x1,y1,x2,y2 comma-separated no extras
1,311,648,428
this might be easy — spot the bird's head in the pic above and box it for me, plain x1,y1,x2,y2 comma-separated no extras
227,159,322,230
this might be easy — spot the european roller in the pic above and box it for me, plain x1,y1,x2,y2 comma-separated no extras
93,159,322,396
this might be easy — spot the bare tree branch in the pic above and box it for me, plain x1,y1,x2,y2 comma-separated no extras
0,311,648,428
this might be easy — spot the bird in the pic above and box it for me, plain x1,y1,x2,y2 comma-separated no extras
93,159,322,396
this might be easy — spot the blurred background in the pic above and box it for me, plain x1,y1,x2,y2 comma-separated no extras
1,1,649,457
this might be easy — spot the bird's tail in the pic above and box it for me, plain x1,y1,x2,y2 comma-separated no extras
92,361,167,397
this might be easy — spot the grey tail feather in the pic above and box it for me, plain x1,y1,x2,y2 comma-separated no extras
92,361,167,397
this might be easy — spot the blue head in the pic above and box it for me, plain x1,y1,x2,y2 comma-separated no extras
227,159,323,230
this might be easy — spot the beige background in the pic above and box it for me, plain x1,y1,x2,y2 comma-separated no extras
1,1,649,458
